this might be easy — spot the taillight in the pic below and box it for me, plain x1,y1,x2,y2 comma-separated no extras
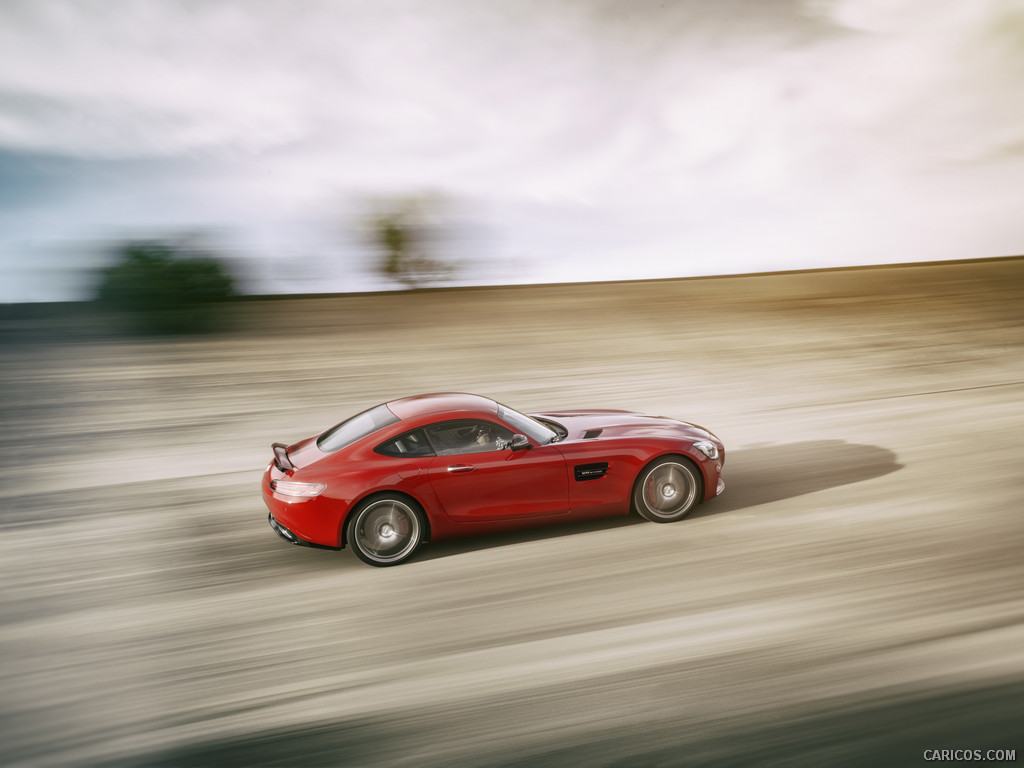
270,480,327,497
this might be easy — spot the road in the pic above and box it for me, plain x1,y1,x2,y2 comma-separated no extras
1,258,1022,766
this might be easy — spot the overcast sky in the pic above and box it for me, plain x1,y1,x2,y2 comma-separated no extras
1,0,1022,300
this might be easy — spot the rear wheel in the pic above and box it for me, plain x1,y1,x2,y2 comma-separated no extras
632,457,702,523
346,495,424,566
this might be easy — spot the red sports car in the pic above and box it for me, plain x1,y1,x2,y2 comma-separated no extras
263,393,725,566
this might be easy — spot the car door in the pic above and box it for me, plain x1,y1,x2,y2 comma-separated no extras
425,418,569,522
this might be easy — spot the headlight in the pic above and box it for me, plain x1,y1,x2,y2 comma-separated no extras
270,480,327,497
693,440,718,460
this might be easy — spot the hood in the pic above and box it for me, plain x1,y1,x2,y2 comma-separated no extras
531,409,717,442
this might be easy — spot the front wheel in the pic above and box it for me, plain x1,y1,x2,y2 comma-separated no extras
632,457,702,523
346,495,424,566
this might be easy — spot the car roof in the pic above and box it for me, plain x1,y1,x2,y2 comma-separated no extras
386,392,499,421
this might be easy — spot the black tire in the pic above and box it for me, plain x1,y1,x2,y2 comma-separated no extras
346,494,425,566
632,456,703,523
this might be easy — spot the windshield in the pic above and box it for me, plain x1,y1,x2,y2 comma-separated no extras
317,404,399,453
497,404,557,445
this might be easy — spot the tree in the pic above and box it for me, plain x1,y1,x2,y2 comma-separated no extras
365,195,456,289
95,239,235,333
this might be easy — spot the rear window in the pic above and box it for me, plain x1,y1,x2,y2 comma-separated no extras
317,404,400,453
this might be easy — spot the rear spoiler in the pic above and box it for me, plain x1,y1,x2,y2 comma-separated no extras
272,443,295,472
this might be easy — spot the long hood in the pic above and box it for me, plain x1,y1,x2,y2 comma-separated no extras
530,409,717,442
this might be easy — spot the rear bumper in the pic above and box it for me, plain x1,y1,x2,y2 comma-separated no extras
268,512,341,550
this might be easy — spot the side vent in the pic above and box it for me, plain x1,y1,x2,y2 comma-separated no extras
583,429,603,439
575,462,610,481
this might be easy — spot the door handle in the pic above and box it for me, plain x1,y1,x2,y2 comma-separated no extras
447,464,476,474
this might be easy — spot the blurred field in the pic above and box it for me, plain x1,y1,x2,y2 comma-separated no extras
1,258,1022,766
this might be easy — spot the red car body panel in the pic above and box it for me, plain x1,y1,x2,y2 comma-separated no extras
427,446,570,522
262,393,725,550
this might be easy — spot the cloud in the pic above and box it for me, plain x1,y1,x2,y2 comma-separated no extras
0,0,1022,299
2,0,1020,174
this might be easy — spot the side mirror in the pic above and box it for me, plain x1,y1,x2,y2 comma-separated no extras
510,434,532,451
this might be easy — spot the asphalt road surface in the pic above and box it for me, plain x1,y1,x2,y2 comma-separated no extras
2,259,1022,766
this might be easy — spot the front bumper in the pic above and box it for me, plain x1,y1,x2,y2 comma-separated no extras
268,512,341,550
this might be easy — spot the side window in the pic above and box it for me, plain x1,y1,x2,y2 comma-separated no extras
424,419,515,456
375,428,435,458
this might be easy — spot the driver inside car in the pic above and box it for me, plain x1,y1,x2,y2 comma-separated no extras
473,423,512,451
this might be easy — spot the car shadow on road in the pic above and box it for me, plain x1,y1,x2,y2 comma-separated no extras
691,439,903,519
417,440,902,562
